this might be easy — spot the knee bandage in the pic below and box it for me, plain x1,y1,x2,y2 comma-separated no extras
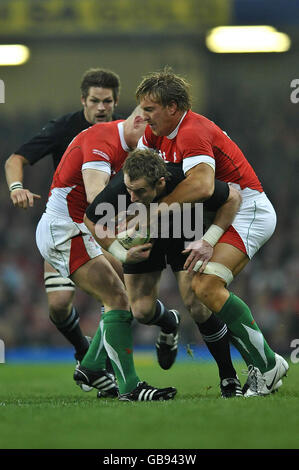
44,272,75,293
193,261,234,286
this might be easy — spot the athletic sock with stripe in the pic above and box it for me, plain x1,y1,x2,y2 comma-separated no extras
196,313,237,380
50,307,89,361
217,292,276,373
80,316,108,371
146,300,178,333
102,309,140,394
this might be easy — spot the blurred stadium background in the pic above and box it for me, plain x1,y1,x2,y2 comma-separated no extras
0,0,298,362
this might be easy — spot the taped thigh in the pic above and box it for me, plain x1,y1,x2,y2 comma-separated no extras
193,261,234,286
44,272,75,293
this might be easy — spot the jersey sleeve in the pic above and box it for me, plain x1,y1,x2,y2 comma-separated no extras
203,179,229,211
14,116,67,165
178,127,216,174
81,130,113,175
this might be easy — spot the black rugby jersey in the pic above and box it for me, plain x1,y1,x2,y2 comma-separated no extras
15,111,121,170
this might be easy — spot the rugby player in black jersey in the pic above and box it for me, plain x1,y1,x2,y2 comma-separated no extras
84,149,244,398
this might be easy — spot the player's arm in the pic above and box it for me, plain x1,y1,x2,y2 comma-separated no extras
4,153,41,209
183,184,242,273
82,168,110,204
84,171,152,264
5,116,67,209
158,162,215,207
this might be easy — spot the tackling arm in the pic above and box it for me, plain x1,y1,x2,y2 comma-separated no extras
82,168,110,204
158,163,215,207
183,185,242,272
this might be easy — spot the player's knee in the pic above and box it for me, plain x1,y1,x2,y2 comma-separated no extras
114,290,130,311
191,274,214,304
48,291,74,322
103,287,130,311
191,274,227,313
130,300,155,324
188,300,211,323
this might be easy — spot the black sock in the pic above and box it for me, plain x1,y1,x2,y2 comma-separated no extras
196,314,236,380
50,307,89,361
146,300,179,334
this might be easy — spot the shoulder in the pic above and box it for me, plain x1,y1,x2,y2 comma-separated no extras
59,110,90,131
182,111,213,133
177,111,214,144
42,110,87,137
80,121,121,154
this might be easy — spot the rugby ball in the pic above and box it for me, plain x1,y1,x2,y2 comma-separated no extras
117,226,150,249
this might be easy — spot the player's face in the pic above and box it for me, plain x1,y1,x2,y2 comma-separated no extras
124,174,165,206
140,95,178,136
82,87,117,124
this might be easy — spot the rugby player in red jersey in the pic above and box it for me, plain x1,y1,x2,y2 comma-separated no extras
135,68,289,396
5,69,122,366
35,107,177,401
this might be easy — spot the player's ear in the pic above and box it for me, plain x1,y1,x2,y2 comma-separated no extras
156,177,165,189
167,101,178,115
81,95,86,107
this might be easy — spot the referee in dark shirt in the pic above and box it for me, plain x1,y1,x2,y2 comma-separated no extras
5,68,122,365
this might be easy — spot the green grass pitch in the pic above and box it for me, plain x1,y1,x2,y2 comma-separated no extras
0,355,297,449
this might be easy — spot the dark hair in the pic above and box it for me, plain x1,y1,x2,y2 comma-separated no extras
136,67,191,111
80,68,121,101
123,149,171,187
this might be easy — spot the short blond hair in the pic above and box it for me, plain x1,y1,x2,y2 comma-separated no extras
136,67,191,111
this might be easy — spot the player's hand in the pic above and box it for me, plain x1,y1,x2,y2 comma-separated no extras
125,243,152,264
182,239,214,273
10,188,41,209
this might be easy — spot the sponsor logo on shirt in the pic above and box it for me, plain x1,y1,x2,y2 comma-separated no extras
92,149,110,161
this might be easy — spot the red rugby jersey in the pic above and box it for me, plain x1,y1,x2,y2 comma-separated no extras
47,120,128,222
141,110,263,192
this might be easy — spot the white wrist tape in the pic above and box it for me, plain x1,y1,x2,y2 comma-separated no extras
202,224,224,247
108,240,128,263
9,181,23,192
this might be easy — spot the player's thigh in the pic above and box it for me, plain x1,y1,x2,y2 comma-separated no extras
102,249,124,282
191,243,249,311
173,270,211,323
70,255,128,309
210,242,250,276
44,260,75,312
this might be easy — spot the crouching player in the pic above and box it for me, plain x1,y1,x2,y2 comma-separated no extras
84,149,245,398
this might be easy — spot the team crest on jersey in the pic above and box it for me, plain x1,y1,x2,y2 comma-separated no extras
158,150,167,161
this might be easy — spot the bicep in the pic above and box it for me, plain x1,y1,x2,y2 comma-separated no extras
82,168,110,203
86,171,127,224
185,162,215,195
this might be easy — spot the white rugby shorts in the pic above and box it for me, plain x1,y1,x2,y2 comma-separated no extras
219,188,277,259
36,212,103,278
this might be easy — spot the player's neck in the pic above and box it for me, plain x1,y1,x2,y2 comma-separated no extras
167,110,186,136
123,123,141,150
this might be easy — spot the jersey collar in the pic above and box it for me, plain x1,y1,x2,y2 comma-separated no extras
167,111,187,140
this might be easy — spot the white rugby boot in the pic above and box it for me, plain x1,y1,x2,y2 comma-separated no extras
244,353,289,397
